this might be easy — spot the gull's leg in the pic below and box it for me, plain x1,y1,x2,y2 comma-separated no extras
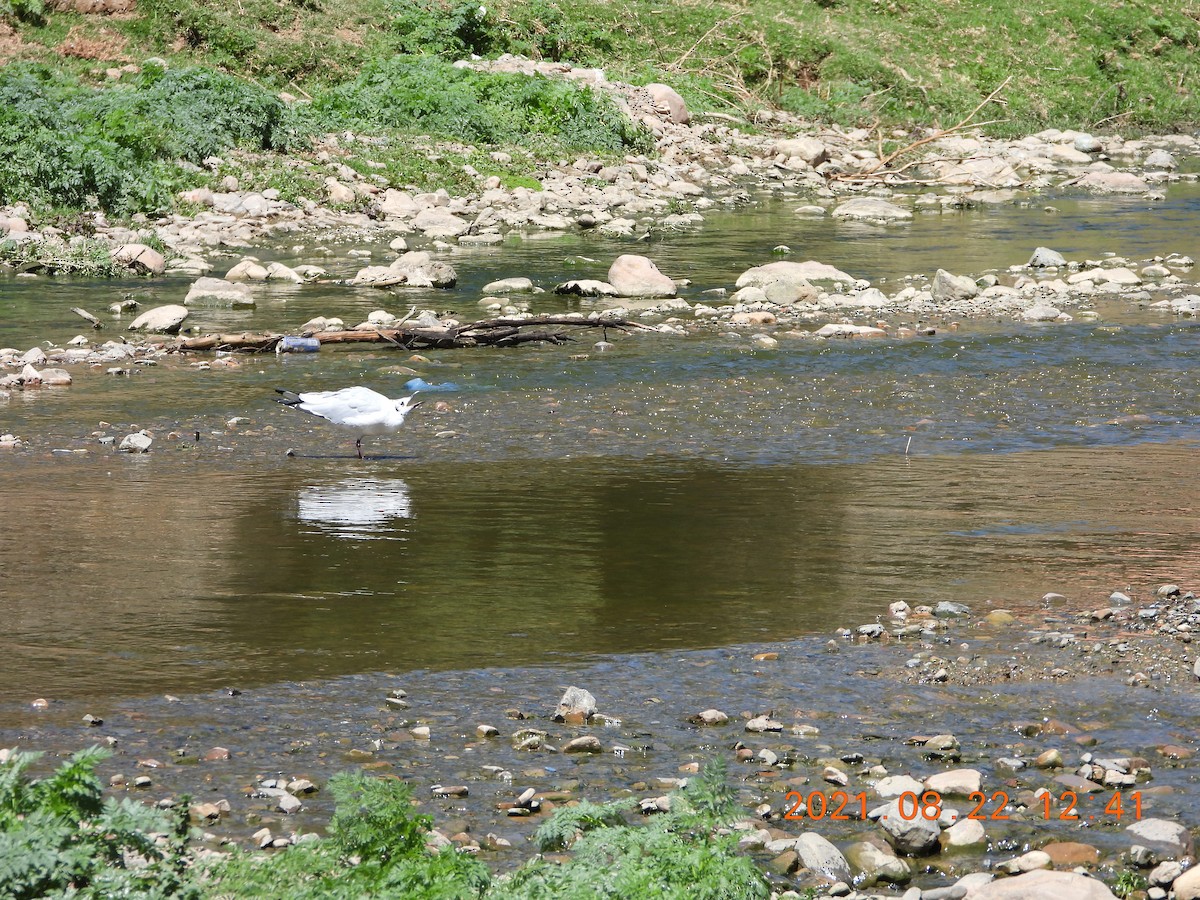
356,438,363,459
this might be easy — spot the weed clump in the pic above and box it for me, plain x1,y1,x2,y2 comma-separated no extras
313,56,650,153
0,63,303,214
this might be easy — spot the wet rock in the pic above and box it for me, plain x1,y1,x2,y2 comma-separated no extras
607,254,677,299
814,324,887,339
971,869,1116,899
265,262,305,283
689,709,729,726
112,243,166,275
1126,817,1193,859
924,768,981,796
554,686,596,723
1041,842,1100,867
563,735,602,754
795,832,852,882
1144,149,1177,169
874,797,942,855
1171,867,1200,899
832,197,913,223
1074,133,1103,154
352,251,457,288
38,368,72,386
745,715,783,733
942,817,986,849
512,729,549,751
1021,303,1064,322
1076,171,1150,193
482,277,536,294
203,747,230,761
554,279,619,297
875,775,924,798
932,269,980,302
118,431,153,453
845,840,911,885
189,801,222,822
999,849,1051,874
736,260,855,287
185,277,255,307
1028,247,1067,267
225,259,269,281
128,304,188,333
1034,749,1064,769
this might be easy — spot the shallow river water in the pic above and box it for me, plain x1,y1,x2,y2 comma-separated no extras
1,187,1199,879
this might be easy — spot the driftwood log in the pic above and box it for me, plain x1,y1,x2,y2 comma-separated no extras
168,314,652,353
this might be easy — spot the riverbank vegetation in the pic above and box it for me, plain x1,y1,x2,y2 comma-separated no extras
0,749,767,899
1,0,1198,217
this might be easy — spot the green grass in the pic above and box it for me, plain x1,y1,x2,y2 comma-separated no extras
1,0,1199,218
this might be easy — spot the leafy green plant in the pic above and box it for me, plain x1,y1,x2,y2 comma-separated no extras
0,0,45,25
312,56,650,152
494,758,768,900
1113,870,1149,898
0,747,198,900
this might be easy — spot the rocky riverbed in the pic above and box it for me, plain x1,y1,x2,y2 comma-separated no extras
5,581,1200,900
4,56,1200,399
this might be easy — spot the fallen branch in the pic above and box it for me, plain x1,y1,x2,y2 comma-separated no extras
833,77,1012,182
168,315,652,354
71,307,103,329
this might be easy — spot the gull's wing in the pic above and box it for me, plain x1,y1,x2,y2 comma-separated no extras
294,387,392,427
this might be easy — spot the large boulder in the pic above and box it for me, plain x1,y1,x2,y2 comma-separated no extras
127,305,188,333
737,260,854,287
185,277,255,307
607,255,677,298
645,83,689,124
1076,171,1150,193
352,251,457,288
874,798,941,856
832,197,912,223
932,268,980,302
793,833,851,883
112,243,166,275
772,137,830,167
845,840,910,886
379,189,419,218
554,280,619,297
411,207,470,238
969,870,1116,899
929,155,1021,186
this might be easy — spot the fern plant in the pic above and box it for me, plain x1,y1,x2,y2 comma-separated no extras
0,747,199,900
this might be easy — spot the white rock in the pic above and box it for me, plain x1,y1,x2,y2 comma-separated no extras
118,431,152,452
128,305,189,333
185,277,255,307
832,197,912,223
607,254,677,298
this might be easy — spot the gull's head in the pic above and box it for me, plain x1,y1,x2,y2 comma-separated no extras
396,392,423,414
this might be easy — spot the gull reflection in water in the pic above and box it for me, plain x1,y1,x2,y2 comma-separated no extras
296,478,413,539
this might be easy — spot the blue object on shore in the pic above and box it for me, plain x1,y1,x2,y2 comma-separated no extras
277,336,321,353
404,377,459,392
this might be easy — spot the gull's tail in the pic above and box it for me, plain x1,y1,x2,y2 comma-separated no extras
275,388,303,407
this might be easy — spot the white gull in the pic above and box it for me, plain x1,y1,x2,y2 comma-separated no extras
275,386,422,459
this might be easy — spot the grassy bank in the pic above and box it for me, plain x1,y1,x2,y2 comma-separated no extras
1,0,1198,214
0,748,768,900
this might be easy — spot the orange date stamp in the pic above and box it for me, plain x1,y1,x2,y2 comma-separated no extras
782,789,1144,822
